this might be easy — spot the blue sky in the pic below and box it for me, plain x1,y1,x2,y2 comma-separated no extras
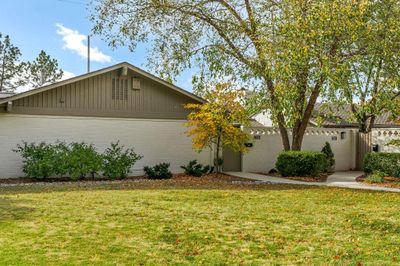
0,0,194,91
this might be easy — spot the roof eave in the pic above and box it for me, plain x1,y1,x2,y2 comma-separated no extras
0,62,205,105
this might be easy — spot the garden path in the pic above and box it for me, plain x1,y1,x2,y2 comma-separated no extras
226,171,400,193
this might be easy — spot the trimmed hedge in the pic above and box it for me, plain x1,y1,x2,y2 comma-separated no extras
276,151,326,177
364,152,400,178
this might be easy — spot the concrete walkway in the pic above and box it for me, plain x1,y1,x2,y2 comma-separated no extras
226,171,400,193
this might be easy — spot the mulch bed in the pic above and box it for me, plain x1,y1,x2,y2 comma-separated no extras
0,175,141,185
0,173,284,191
356,174,400,189
256,172,329,182
0,173,244,185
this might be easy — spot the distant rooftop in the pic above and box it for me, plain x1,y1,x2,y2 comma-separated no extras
0,92,15,99
313,103,400,128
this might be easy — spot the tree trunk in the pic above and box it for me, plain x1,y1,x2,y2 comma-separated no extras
366,115,375,133
291,79,323,150
359,118,367,133
263,72,323,151
359,115,375,133
265,77,291,150
277,113,291,150
214,131,222,173
292,131,304,151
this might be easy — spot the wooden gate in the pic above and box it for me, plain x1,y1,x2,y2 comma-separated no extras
356,132,372,170
222,148,242,172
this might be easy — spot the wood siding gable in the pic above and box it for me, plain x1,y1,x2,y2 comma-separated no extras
6,66,201,120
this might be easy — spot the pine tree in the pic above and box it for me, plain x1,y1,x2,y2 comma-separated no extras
26,50,63,88
0,33,26,92
321,142,335,172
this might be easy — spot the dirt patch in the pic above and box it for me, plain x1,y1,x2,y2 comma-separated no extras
255,172,329,182
356,175,400,189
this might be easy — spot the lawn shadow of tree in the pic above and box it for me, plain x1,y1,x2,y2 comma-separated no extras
0,181,393,196
0,197,34,222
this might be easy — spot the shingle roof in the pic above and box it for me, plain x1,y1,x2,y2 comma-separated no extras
0,92,15,99
248,119,265,127
312,103,400,128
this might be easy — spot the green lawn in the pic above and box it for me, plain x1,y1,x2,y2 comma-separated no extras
0,183,399,265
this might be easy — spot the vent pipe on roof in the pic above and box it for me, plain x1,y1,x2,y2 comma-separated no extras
120,66,128,76
87,35,90,73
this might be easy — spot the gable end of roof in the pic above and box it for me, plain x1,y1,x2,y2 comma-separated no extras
0,62,205,105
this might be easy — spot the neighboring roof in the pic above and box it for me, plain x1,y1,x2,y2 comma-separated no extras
312,103,400,128
0,92,15,99
0,62,205,105
249,119,265,127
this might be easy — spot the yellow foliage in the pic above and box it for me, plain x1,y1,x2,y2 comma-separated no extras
184,83,250,160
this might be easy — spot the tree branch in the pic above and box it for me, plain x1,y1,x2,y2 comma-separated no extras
160,3,252,67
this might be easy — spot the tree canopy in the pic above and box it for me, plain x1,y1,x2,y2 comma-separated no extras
184,83,249,172
91,0,400,150
25,50,64,88
0,33,26,92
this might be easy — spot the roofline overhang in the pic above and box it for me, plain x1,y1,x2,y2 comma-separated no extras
0,62,205,105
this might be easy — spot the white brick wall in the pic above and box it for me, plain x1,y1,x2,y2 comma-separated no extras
0,114,212,178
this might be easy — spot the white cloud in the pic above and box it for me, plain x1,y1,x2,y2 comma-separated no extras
56,23,112,63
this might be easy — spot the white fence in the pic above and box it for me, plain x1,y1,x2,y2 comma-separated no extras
372,128,400,153
241,127,357,173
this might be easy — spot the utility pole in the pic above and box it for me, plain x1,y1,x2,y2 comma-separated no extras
87,35,90,73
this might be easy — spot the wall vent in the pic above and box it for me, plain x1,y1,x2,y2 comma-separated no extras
132,77,141,90
112,78,128,100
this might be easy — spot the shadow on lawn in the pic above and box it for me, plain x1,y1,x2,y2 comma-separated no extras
0,179,385,196
0,197,34,222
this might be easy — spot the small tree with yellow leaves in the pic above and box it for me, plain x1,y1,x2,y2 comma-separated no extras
184,84,249,173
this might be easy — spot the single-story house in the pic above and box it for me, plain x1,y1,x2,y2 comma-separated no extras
0,62,212,178
1,63,398,178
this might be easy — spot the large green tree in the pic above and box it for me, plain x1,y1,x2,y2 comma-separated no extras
91,0,388,150
0,33,26,92
324,1,400,133
25,50,64,88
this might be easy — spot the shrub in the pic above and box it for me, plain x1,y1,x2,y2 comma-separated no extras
181,160,210,177
52,142,70,176
14,141,70,179
364,152,400,178
15,141,142,180
275,151,326,177
102,142,143,179
144,163,173,179
321,142,335,172
14,142,57,179
66,142,102,180
365,171,386,183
